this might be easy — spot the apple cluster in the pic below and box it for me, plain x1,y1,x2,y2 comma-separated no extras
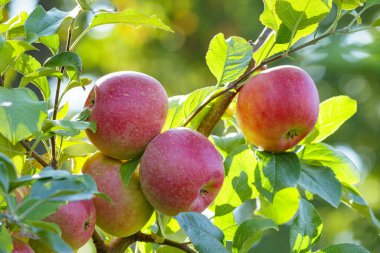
38,65,319,250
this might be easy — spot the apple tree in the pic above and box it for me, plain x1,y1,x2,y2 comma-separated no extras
0,0,379,252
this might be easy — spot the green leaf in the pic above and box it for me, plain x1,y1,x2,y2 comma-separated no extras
298,164,342,208
163,95,185,131
211,133,246,158
233,218,278,253
366,0,380,7
24,5,69,42
20,67,62,91
120,159,140,186
13,54,50,100
256,187,300,225
214,145,257,216
175,212,229,253
333,0,364,10
214,212,238,241
303,96,357,144
39,34,60,54
315,243,370,253
30,223,72,253
169,86,220,129
0,152,17,194
0,87,48,144
206,33,253,85
62,142,97,158
0,134,25,174
43,119,95,137
290,199,323,253
0,224,13,253
341,185,380,230
0,40,37,74
0,11,28,33
254,151,301,202
44,52,82,78
89,8,173,32
298,143,360,185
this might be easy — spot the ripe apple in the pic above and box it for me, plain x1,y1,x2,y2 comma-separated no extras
44,200,96,249
236,65,319,152
139,127,224,216
12,239,34,253
85,71,168,160
82,152,153,237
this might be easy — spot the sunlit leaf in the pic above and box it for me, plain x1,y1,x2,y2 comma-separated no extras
0,11,28,33
44,52,82,78
315,243,370,253
0,87,48,144
0,224,13,253
333,0,365,10
0,40,37,74
0,152,17,194
39,34,60,54
120,159,140,186
289,199,323,253
206,33,253,85
211,132,246,158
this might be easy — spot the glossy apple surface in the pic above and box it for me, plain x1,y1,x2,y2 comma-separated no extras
82,152,153,237
139,127,224,216
85,71,168,160
44,200,96,249
236,65,319,152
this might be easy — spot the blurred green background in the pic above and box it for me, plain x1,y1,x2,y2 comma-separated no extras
4,0,380,252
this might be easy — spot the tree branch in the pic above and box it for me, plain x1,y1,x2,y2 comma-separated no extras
20,140,49,167
0,75,4,87
50,19,75,169
91,230,108,253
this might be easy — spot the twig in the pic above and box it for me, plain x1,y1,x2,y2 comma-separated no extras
91,230,108,253
0,75,4,86
50,19,75,169
20,140,49,167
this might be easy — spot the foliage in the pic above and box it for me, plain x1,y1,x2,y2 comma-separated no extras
0,0,379,252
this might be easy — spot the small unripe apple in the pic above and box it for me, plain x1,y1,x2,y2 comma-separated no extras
12,239,34,253
236,65,319,152
44,200,96,249
85,71,168,160
139,128,224,216
82,152,153,237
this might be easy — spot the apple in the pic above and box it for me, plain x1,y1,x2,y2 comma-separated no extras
236,65,319,152
12,239,34,253
82,152,153,237
85,71,168,160
139,127,224,216
44,200,96,249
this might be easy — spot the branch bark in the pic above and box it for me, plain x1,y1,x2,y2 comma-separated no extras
20,140,49,167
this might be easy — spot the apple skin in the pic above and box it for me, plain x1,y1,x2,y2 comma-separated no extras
236,65,319,152
85,71,168,160
82,152,154,237
44,200,96,249
12,239,34,253
139,127,224,216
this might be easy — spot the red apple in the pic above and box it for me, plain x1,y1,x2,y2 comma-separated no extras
12,239,34,253
44,200,96,249
236,65,319,152
85,71,168,160
82,152,153,237
139,128,224,216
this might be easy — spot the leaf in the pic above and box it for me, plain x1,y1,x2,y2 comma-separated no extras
175,212,229,253
333,0,364,10
298,143,360,185
0,152,17,194
315,243,370,253
30,224,72,253
0,11,28,33
169,86,220,129
341,185,380,230
89,8,173,32
62,142,97,158
303,96,357,144
211,132,246,158
44,119,96,137
39,34,60,54
0,134,25,174
24,5,69,42
298,164,342,208
233,218,278,253
162,95,185,131
120,159,140,186
372,18,380,27
256,187,300,225
0,224,13,253
0,40,37,74
214,145,257,216
44,52,82,78
254,151,301,202
20,67,62,90
13,54,50,100
206,33,253,85
214,212,238,241
0,87,48,144
289,199,323,253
